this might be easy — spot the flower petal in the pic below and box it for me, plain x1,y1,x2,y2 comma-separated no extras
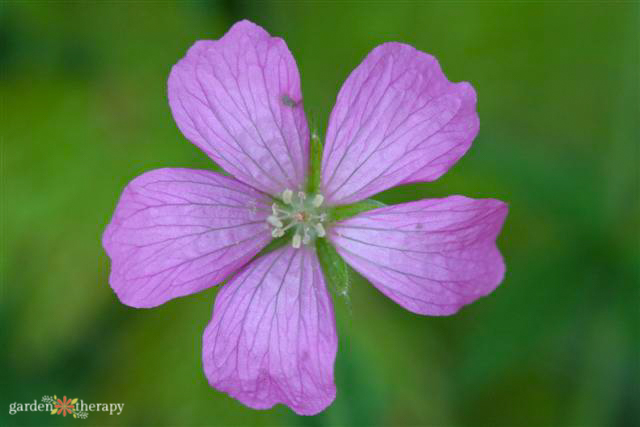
330,196,507,315
168,20,309,195
103,168,272,308
322,43,479,205
203,246,337,415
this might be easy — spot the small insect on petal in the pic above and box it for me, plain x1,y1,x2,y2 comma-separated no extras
281,94,299,107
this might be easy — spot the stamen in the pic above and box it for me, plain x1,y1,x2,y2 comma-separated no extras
302,226,311,245
271,204,291,217
272,228,285,238
314,223,326,237
312,194,324,207
267,216,283,228
281,222,297,233
282,189,293,204
292,233,302,249
297,191,307,201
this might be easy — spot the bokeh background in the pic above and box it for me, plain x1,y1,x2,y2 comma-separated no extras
2,1,638,426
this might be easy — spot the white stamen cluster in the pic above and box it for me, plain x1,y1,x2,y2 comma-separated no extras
267,189,327,248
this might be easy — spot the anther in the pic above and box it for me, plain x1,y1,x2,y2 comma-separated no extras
282,189,293,204
311,194,324,207
267,216,283,228
302,226,311,245
297,191,306,201
292,233,302,249
314,223,326,238
272,228,285,238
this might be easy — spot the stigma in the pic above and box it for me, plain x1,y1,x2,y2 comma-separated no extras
267,189,327,248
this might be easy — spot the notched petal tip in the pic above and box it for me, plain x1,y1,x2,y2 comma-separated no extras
227,19,268,36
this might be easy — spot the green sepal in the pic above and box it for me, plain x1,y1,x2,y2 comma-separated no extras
329,198,386,221
316,237,351,302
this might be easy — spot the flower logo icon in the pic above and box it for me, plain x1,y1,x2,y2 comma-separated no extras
52,396,77,417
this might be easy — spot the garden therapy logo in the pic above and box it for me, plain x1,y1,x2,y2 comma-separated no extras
43,395,87,418
8,395,124,418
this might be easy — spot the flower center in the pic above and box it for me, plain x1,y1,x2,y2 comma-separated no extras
267,189,327,248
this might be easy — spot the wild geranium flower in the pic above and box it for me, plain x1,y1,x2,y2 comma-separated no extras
103,20,508,415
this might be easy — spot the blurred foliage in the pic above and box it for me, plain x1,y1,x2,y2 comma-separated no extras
2,1,638,426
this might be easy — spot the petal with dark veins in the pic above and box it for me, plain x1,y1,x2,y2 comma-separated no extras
330,196,508,315
168,20,309,196
203,246,337,415
322,43,479,205
103,168,272,308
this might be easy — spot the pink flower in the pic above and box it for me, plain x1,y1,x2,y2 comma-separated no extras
103,20,508,415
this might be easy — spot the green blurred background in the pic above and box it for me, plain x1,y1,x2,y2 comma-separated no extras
2,1,638,426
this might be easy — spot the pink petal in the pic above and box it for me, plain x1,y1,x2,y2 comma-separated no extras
322,43,479,205
102,168,272,308
329,196,508,315
203,246,337,415
168,20,309,196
